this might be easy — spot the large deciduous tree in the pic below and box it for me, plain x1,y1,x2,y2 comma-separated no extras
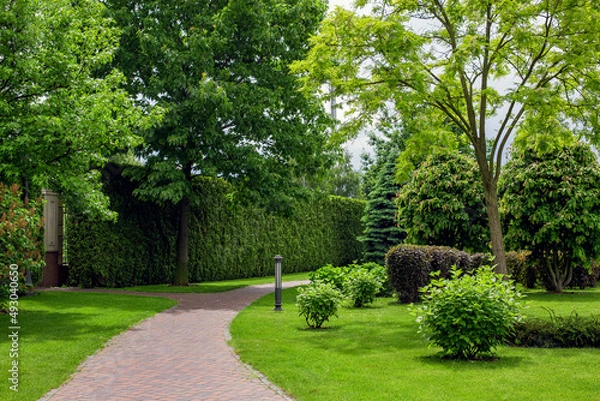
0,0,148,216
106,0,332,285
499,142,600,293
291,0,600,274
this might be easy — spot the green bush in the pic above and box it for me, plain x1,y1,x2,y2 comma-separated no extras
350,262,393,297
410,266,525,360
385,244,489,303
0,183,44,311
346,268,382,308
308,264,351,292
509,310,600,348
296,282,343,329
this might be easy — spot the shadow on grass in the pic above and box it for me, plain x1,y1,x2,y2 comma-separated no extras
416,354,525,369
15,291,175,343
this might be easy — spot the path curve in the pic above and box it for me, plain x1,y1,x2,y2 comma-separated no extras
39,281,307,401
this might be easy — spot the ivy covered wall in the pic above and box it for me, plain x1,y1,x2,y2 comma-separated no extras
66,175,365,287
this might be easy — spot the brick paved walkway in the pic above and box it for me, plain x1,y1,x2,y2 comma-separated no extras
40,281,307,401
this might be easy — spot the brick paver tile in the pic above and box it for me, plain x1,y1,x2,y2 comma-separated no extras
39,282,306,401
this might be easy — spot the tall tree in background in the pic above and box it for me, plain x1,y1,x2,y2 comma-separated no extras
106,0,332,285
360,145,405,263
0,0,148,216
292,0,600,274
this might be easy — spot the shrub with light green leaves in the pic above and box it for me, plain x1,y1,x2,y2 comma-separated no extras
308,264,350,292
410,265,524,360
346,268,382,308
296,282,343,329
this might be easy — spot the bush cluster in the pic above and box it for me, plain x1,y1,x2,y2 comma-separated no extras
508,310,600,348
298,262,387,328
410,266,524,360
385,244,490,303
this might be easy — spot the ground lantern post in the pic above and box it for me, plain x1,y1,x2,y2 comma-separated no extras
274,255,283,311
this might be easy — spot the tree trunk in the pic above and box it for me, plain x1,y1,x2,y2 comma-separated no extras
173,196,191,286
483,182,508,275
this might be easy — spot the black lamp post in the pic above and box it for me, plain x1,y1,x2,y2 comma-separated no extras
274,255,283,311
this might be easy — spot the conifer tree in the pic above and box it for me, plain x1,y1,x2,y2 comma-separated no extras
360,147,405,263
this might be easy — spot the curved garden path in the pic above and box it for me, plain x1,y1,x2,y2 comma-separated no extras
39,281,307,401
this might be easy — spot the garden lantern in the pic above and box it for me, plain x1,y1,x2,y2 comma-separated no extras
274,255,283,311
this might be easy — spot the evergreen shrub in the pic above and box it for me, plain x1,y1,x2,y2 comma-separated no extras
67,175,365,287
385,244,489,303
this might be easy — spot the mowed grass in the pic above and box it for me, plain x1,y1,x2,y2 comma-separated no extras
121,272,310,293
0,291,176,401
229,287,600,401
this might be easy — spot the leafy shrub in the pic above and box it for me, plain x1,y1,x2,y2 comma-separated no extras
308,264,350,292
500,142,600,293
505,250,598,290
410,266,525,360
509,310,600,348
296,282,343,329
349,262,392,297
385,244,489,303
346,269,382,307
0,183,44,312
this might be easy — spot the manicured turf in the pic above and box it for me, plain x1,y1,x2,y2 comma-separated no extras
0,291,176,401
121,272,310,293
229,287,600,401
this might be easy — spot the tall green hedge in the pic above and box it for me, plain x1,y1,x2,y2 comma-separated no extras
67,175,365,287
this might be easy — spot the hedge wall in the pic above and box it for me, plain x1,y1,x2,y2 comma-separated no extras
67,175,365,287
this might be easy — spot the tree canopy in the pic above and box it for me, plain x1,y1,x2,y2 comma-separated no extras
499,142,600,293
397,152,488,253
292,0,600,273
0,0,151,216
106,0,333,284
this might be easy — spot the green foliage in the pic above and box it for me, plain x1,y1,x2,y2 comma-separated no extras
397,152,489,253
386,244,490,304
107,0,332,284
67,175,365,287
293,0,600,275
410,266,525,360
0,183,44,311
345,268,382,308
500,142,600,293
308,264,350,292
296,282,343,328
360,145,406,263
0,0,151,218
509,310,600,348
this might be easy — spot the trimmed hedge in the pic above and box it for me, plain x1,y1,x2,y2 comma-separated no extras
509,311,600,348
385,244,490,303
67,175,365,287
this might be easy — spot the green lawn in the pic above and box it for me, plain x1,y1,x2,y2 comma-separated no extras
229,287,600,401
121,272,310,293
0,291,176,401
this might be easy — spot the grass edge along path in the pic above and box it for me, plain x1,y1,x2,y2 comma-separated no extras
0,291,176,401
121,272,310,293
229,286,600,401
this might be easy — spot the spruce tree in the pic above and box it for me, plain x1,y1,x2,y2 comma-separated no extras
360,147,406,263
